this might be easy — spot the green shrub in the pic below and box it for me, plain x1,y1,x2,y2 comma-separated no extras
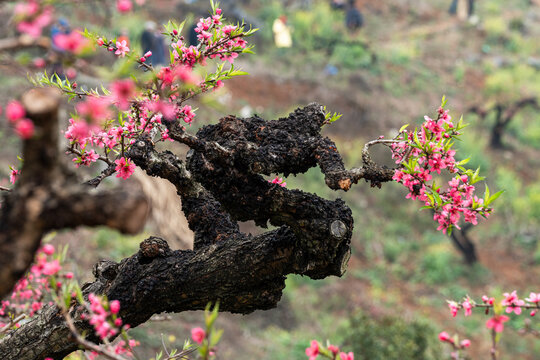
330,43,372,69
340,311,441,360
414,245,464,285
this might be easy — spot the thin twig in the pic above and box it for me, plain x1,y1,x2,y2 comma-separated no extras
161,334,171,357
63,310,127,360
167,347,198,360
362,138,401,155
67,146,113,166
0,313,26,334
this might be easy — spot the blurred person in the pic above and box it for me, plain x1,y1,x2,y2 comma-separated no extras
141,21,156,57
188,22,199,46
272,15,292,48
330,0,346,10
50,18,71,52
49,18,71,80
345,0,363,32
449,0,475,20
152,26,167,66
140,21,166,66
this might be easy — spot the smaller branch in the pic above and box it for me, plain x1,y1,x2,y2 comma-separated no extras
362,138,401,157
501,97,539,126
167,348,198,360
0,186,11,192
165,120,231,158
137,61,154,72
63,309,126,360
84,163,117,188
67,146,114,167
161,335,170,357
0,314,26,335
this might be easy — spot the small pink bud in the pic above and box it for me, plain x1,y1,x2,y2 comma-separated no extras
328,344,340,355
15,118,35,139
42,244,55,255
191,327,206,344
438,331,452,343
33,57,46,68
6,101,25,123
72,82,77,88
109,300,120,314
173,29,178,35
97,38,104,46
144,51,152,58
139,57,146,62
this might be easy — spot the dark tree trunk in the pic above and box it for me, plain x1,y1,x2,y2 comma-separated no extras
449,224,477,265
490,123,506,149
490,104,506,149
0,88,148,298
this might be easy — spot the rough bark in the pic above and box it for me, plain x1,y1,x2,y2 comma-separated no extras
0,103,395,360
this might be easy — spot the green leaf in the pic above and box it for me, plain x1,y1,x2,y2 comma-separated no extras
484,184,490,203
60,244,69,262
413,130,421,148
432,190,442,206
399,123,409,133
486,190,504,206
75,285,84,305
210,328,224,347
329,113,342,123
441,95,447,108
230,70,249,76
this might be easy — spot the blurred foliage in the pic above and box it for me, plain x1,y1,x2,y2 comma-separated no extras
340,311,442,360
93,228,148,261
484,65,540,103
414,244,465,285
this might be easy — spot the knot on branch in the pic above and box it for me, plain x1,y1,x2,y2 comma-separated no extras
92,260,119,281
138,236,171,261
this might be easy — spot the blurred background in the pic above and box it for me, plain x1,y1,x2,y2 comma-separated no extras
1,0,539,359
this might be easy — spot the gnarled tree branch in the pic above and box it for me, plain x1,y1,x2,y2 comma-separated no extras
0,103,395,360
